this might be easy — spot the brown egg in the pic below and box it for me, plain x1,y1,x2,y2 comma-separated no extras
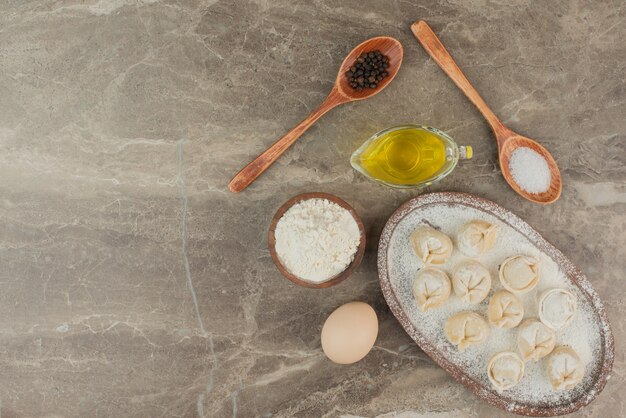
321,301,378,364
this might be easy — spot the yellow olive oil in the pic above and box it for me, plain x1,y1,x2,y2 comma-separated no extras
356,127,448,185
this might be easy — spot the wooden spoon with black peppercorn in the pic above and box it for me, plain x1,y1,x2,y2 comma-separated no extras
228,36,403,193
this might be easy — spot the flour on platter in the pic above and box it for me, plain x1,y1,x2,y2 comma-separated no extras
385,203,603,406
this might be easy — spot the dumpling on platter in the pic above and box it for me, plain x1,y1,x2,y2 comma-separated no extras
410,226,453,265
487,290,524,329
546,346,585,390
538,288,577,330
444,311,490,352
487,351,525,392
452,260,492,304
499,255,539,294
457,220,500,257
412,268,451,312
517,319,556,362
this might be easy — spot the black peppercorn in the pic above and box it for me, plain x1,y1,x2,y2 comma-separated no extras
345,49,391,91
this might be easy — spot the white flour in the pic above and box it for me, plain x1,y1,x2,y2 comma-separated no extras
385,202,603,407
274,198,361,283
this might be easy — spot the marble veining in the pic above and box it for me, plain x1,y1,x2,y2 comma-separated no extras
0,0,624,417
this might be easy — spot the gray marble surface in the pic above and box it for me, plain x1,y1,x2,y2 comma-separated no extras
0,1,624,417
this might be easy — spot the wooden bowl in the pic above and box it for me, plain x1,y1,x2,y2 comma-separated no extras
268,192,366,288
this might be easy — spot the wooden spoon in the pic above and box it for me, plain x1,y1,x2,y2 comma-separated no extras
228,36,403,193
411,20,562,204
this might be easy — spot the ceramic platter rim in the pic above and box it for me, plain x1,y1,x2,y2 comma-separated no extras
376,192,614,416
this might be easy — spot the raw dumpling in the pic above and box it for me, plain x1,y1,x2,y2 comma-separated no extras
412,268,451,311
487,351,525,392
410,226,453,265
546,346,585,390
457,220,500,257
452,260,492,304
488,290,524,329
499,255,539,294
517,319,556,362
539,288,577,330
444,311,490,352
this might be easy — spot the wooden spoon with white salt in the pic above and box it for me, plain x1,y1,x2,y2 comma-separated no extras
411,20,562,204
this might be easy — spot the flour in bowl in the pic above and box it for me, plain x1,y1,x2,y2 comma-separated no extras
274,198,361,283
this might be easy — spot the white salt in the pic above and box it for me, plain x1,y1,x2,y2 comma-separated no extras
509,147,551,194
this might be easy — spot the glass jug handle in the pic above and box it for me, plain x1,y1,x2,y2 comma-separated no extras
459,146,473,160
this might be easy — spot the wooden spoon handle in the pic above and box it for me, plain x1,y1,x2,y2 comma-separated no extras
411,21,509,140
228,91,343,193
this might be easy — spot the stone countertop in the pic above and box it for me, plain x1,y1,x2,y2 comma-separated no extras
1,1,624,417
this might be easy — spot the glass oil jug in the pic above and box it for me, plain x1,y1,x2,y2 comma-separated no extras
350,125,472,189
